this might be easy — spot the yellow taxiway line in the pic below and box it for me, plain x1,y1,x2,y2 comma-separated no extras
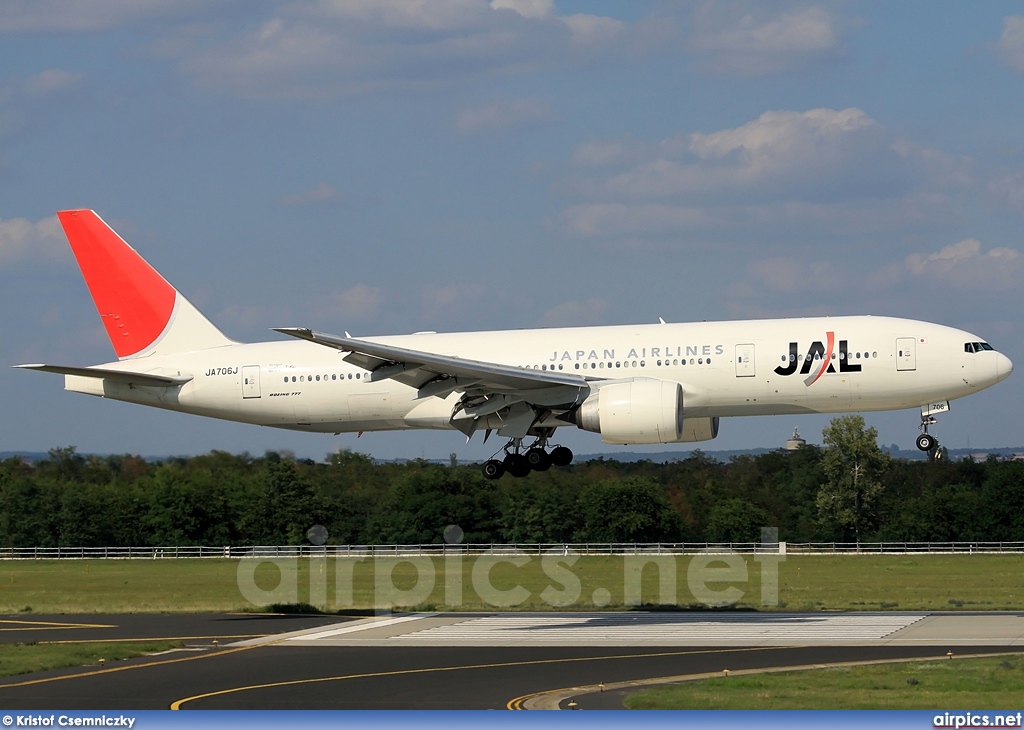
170,645,786,709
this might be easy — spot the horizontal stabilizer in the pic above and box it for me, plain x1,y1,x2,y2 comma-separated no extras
13,364,192,388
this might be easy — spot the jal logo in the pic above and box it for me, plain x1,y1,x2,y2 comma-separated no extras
773,332,861,386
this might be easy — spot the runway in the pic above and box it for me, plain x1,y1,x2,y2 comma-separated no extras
0,611,1020,709
241,610,1024,647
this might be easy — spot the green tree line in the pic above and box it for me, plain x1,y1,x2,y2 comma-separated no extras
1,417,1022,547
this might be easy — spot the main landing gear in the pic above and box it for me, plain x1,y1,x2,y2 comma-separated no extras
481,436,573,480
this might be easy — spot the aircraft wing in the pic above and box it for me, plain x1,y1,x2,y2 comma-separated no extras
273,328,586,392
273,328,591,437
13,364,193,388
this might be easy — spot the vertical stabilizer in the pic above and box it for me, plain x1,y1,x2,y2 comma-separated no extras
57,209,234,359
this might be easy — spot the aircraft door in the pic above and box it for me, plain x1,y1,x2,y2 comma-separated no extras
735,344,755,377
242,365,261,398
896,338,916,371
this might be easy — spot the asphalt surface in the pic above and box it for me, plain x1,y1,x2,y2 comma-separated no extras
0,614,1019,710
0,613,348,646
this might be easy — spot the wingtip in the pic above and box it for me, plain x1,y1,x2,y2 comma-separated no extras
272,327,314,338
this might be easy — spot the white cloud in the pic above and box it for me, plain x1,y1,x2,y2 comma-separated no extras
540,298,606,327
166,0,630,99
560,203,711,238
692,5,839,75
905,239,1024,291
560,195,957,241
0,70,87,139
300,0,493,30
490,0,552,20
0,215,66,266
570,108,897,203
562,14,624,46
276,182,344,206
989,172,1024,213
456,98,550,134
418,282,492,323
23,69,84,95
746,257,838,294
215,303,276,333
328,284,383,322
998,16,1024,73
690,108,874,160
559,108,973,241
0,0,192,32
570,138,648,168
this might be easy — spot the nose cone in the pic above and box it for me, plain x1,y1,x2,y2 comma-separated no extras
997,352,1013,383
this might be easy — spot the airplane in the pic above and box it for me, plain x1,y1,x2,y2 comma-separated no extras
15,209,1013,479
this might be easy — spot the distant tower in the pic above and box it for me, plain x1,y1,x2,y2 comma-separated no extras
786,427,806,451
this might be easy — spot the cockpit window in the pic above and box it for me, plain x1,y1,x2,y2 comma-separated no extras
980,342,994,351
965,342,996,353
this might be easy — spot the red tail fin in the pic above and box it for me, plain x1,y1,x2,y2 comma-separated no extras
57,210,231,359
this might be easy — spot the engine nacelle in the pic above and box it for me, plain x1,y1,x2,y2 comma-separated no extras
679,414,719,443
574,378,717,445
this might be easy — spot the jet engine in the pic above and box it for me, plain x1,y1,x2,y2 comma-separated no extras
572,378,719,445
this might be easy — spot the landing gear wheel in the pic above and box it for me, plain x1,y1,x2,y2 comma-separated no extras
503,453,531,478
916,433,936,452
482,459,505,480
525,448,551,471
550,446,573,467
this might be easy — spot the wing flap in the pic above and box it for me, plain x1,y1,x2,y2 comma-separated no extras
274,328,587,392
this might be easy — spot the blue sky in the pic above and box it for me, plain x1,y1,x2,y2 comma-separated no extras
3,1,1024,461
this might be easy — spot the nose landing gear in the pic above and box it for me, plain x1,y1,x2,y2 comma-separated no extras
915,417,937,453
915,412,945,461
481,435,574,480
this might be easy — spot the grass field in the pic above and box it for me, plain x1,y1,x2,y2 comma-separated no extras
0,641,183,678
625,654,1024,709
1,553,1022,613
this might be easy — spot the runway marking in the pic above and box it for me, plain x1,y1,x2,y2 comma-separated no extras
286,614,434,641
0,642,267,690
39,635,265,645
0,619,115,632
507,650,1024,709
390,613,926,645
168,645,789,710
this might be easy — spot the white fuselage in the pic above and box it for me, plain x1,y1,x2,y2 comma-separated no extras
63,315,1012,438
